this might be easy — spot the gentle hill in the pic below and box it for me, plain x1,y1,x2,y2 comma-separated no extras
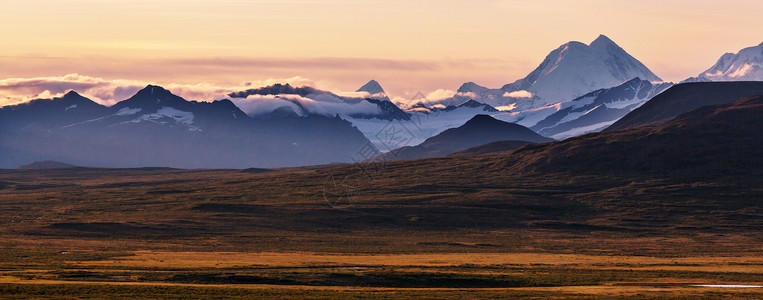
606,81,763,131
378,114,551,161
17,161,78,169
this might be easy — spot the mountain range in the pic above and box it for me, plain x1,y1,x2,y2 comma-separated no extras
0,86,370,169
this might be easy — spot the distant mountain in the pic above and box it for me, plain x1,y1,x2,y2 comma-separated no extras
427,35,661,112
503,34,661,108
228,83,408,120
607,81,763,131
0,91,109,130
356,79,386,95
440,100,499,112
683,42,763,82
377,114,551,161
529,78,673,139
449,140,535,156
18,161,78,169
0,85,371,169
505,95,763,175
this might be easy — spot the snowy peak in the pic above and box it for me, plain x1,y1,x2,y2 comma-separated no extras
588,34,617,50
498,34,661,109
686,42,763,82
356,80,386,95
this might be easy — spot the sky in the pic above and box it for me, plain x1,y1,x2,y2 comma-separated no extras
1,0,762,105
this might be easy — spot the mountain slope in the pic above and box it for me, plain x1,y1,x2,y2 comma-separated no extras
529,78,673,139
377,114,551,161
607,81,763,131
505,95,763,175
683,42,763,82
0,91,109,131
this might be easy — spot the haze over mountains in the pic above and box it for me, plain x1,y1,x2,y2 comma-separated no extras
1,36,762,169
506,94,763,176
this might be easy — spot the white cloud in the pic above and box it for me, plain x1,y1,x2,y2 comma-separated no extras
425,89,457,102
0,73,315,107
233,92,381,117
503,90,533,98
495,103,518,111
233,95,304,116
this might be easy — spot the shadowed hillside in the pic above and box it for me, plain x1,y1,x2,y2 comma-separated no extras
607,81,763,130
506,95,763,176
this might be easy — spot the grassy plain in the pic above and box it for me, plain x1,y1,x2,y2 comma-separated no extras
0,158,760,298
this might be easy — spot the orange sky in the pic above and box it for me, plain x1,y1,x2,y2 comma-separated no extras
1,0,762,99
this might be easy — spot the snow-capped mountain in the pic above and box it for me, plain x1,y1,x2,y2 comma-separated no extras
503,34,661,107
683,42,763,82
0,85,371,169
420,35,661,112
356,79,390,101
528,78,673,139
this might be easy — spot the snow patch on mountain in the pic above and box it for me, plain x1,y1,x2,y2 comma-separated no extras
118,106,200,131
115,107,142,116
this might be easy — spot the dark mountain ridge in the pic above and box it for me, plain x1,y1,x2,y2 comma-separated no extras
505,95,763,176
377,114,552,161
